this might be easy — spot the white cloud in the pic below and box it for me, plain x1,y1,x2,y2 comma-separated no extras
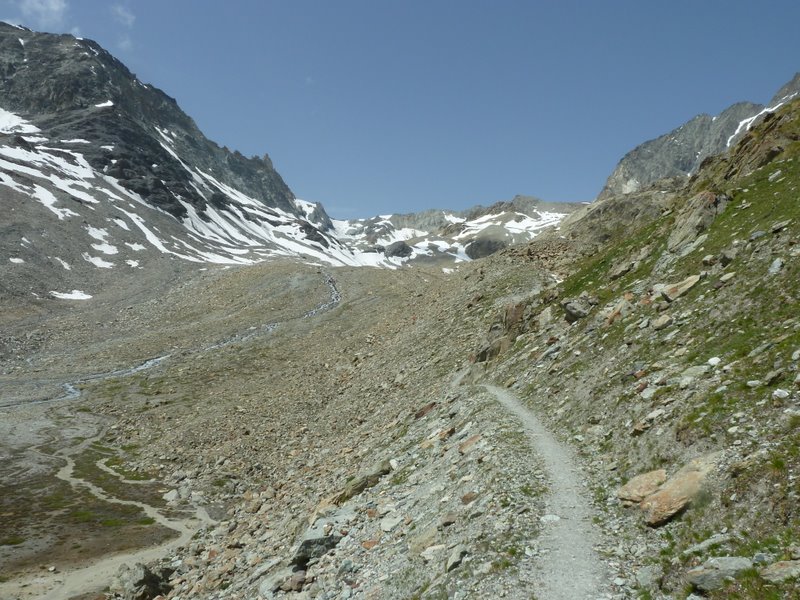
18,0,67,30
111,4,134,28
118,32,132,51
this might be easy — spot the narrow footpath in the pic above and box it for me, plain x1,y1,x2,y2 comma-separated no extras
484,384,610,600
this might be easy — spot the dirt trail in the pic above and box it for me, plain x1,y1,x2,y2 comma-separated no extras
484,384,609,600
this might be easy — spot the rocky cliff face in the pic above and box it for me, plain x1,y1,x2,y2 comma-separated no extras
599,73,800,199
0,22,298,219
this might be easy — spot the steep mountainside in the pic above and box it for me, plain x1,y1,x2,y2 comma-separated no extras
0,23,577,298
600,73,800,199
0,22,296,218
2,84,799,600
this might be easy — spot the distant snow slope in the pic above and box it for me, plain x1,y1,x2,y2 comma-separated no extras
0,107,403,279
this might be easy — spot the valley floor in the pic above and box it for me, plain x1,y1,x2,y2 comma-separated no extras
0,259,641,599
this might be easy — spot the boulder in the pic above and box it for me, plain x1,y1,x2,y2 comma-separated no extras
660,275,701,302
333,460,391,504
667,191,727,254
687,556,753,592
291,506,355,567
760,560,800,583
617,469,667,504
562,298,591,323
465,239,507,259
652,314,673,331
640,454,718,526
110,563,173,600
446,545,468,572
384,240,413,258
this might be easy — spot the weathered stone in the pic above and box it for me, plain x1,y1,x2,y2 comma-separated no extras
687,556,753,592
719,247,738,266
562,298,591,323
280,570,306,592
760,560,800,583
667,191,727,254
768,258,784,275
446,545,468,572
681,533,732,557
458,434,482,454
635,564,663,589
660,275,701,302
384,240,413,258
640,454,718,526
291,507,355,567
421,544,446,562
414,401,437,419
333,460,391,504
259,568,295,597
111,563,173,600
771,219,791,233
380,513,403,532
652,314,673,331
618,470,668,504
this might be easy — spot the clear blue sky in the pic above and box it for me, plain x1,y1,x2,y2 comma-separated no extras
3,1,800,218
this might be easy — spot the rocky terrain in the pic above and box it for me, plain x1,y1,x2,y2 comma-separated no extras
1,22,800,600
599,73,800,200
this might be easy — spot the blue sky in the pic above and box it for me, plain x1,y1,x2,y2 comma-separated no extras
3,1,800,218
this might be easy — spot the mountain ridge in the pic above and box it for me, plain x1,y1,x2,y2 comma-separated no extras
599,73,800,199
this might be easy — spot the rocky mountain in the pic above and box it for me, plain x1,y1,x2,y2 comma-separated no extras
3,20,800,600
0,23,577,302
3,91,798,600
599,73,800,199
329,196,582,262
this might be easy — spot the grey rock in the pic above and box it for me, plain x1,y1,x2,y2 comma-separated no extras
682,533,732,557
384,240,413,258
446,545,468,572
687,556,753,592
635,564,663,589
291,507,355,567
380,513,403,532
768,258,784,275
259,567,296,597
562,298,591,323
465,238,507,259
652,314,673,331
110,562,173,600
760,559,800,583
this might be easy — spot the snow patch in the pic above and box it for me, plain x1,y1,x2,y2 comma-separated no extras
95,100,114,108
54,257,71,270
91,242,118,255
0,107,40,134
9,257,24,263
82,253,114,268
50,290,92,300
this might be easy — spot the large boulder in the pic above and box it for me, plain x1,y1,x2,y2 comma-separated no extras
617,469,667,504
640,454,719,526
687,556,753,592
384,240,413,258
110,563,173,600
465,239,507,259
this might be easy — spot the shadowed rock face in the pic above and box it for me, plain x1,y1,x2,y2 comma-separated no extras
0,22,301,221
